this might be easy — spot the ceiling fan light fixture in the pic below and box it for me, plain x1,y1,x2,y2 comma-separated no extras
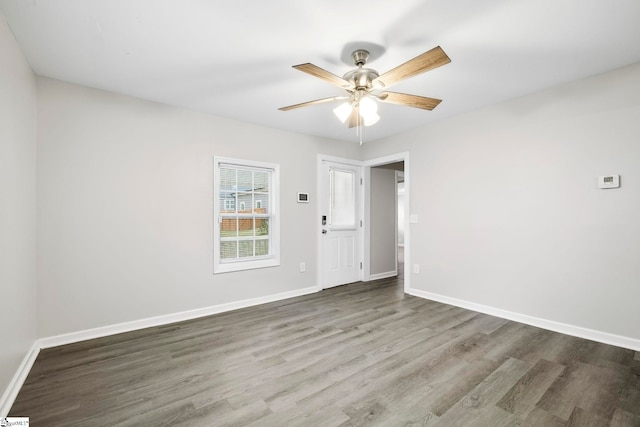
363,111,380,127
358,95,378,116
333,102,352,123
358,95,379,126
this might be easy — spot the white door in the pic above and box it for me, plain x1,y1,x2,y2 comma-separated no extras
320,161,361,288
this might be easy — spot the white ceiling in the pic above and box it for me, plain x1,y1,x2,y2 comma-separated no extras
2,0,640,143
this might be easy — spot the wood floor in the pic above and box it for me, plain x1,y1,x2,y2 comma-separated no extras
10,274,640,426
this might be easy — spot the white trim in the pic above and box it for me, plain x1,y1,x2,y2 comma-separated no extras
362,165,371,282
0,341,40,417
407,288,640,352
40,286,318,349
369,271,398,281
394,170,400,276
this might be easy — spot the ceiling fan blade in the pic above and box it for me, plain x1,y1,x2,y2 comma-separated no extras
293,63,354,90
373,46,451,89
348,105,360,128
278,96,349,111
377,91,442,110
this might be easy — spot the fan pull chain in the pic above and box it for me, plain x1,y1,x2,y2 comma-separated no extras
357,114,363,145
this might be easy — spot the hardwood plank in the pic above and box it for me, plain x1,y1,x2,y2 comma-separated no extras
565,407,609,427
429,357,529,426
496,358,566,418
521,407,565,427
611,408,640,427
618,361,640,417
536,360,630,421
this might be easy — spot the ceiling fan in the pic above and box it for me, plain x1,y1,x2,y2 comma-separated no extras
279,45,451,130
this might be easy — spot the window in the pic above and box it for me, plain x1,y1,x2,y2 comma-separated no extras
329,168,356,228
214,157,280,273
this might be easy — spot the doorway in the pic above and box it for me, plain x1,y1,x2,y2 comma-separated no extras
316,152,411,293
364,152,410,292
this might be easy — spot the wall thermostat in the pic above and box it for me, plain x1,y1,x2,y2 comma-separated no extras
598,175,620,189
297,192,309,203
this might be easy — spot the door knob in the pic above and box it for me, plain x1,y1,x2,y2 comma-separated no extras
322,229,327,234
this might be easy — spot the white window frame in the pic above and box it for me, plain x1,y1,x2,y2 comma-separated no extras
213,156,280,274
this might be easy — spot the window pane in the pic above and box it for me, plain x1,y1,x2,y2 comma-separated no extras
256,218,269,236
330,169,355,227
255,239,269,256
254,171,269,192
220,218,238,238
237,192,252,212
220,168,236,192
220,192,236,213
239,240,254,258
238,169,253,192
237,218,253,236
254,195,268,213
220,241,237,259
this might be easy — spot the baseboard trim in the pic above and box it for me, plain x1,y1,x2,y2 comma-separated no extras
368,271,397,281
3,286,318,415
0,341,40,417
40,286,318,349
407,288,640,352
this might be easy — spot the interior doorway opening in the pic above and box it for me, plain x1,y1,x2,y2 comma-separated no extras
364,152,410,292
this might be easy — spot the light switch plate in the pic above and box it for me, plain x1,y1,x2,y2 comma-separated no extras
409,214,418,224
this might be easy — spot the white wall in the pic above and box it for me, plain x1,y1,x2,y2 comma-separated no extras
36,77,361,337
369,167,397,276
363,63,640,342
0,11,37,408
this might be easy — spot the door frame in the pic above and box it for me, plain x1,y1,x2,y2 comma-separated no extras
363,152,411,293
316,154,364,291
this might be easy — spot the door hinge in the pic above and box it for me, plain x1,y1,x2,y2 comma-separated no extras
360,262,363,270
360,178,363,185
360,220,363,227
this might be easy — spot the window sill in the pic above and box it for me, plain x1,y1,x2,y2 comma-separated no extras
214,257,280,274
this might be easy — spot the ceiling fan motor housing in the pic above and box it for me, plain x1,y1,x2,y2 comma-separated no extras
343,68,379,90
343,49,379,90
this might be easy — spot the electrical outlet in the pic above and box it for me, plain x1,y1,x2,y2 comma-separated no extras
299,262,306,273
